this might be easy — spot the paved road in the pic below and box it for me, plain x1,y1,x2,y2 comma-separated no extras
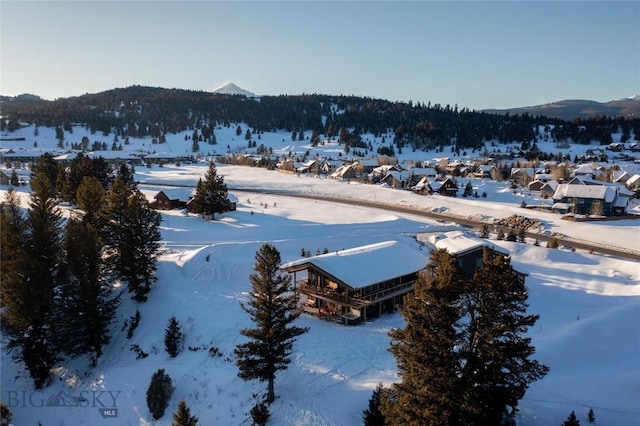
140,181,640,261
232,187,640,262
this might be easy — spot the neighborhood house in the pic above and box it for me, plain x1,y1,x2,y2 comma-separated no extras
280,241,429,325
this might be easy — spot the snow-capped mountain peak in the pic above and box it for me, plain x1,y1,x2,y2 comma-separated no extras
211,82,256,97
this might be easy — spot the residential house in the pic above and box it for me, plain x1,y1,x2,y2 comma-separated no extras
625,174,640,193
418,230,526,282
149,188,192,210
380,170,413,189
527,180,546,192
352,159,379,175
322,160,342,174
280,240,429,325
420,167,439,178
474,164,496,179
552,183,627,216
296,159,323,175
371,164,402,182
572,163,604,179
510,168,535,186
567,176,603,186
186,192,238,214
277,158,296,174
330,164,357,180
612,170,630,185
411,176,432,195
540,181,559,199
431,177,458,197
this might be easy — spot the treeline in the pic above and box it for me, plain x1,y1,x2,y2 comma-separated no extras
2,86,638,151
0,154,161,388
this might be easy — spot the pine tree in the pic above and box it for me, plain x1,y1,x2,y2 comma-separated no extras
164,316,183,358
363,383,386,426
381,248,467,425
57,218,119,366
506,229,517,242
22,172,65,387
234,243,308,403
117,163,136,189
147,369,174,420
382,248,548,425
457,248,549,424
587,408,595,423
104,176,133,273
30,154,59,197
563,410,580,426
0,189,30,344
121,191,162,301
191,163,230,220
76,176,107,228
171,399,198,426
104,179,160,301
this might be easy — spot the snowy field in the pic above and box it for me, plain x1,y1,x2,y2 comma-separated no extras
1,123,639,425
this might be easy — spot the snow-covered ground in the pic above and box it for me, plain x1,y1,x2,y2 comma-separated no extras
1,124,639,425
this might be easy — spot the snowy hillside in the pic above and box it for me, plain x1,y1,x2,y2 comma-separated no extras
1,124,639,425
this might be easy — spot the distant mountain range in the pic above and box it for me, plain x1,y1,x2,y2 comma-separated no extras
482,95,640,120
2,84,639,121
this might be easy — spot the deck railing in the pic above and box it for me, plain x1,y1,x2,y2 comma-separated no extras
297,280,415,307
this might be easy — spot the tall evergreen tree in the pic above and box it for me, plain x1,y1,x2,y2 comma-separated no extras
0,189,30,344
457,248,549,424
104,178,161,301
191,163,230,220
30,154,59,197
120,191,162,301
57,218,119,366
118,163,136,189
382,247,548,425
104,177,134,280
234,243,308,403
76,176,107,228
22,172,65,387
171,399,199,426
381,248,467,425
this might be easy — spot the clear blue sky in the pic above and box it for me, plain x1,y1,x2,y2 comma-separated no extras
1,1,639,110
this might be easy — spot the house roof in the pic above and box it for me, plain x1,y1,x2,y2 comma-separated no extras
626,174,640,187
381,170,412,182
280,240,429,290
411,176,431,191
154,188,194,201
330,164,355,179
553,183,617,202
423,230,509,256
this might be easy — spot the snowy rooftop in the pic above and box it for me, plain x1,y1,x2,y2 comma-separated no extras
553,183,618,202
280,240,429,289
420,230,509,256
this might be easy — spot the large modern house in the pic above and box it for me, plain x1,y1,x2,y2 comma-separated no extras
280,240,429,325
